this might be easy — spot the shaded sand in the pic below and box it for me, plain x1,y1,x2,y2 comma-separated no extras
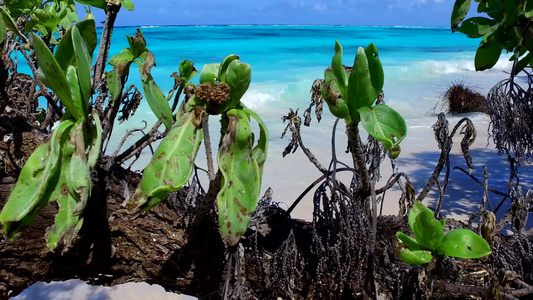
265,114,533,225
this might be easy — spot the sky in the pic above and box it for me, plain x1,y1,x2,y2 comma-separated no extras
82,0,457,27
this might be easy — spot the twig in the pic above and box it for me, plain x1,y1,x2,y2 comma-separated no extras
114,120,163,165
171,85,185,113
512,286,533,298
480,165,493,211
102,85,136,149
453,166,509,197
94,4,120,111
111,121,148,158
285,167,354,216
346,122,371,202
202,115,215,181
417,115,475,209
434,280,517,300
281,109,327,174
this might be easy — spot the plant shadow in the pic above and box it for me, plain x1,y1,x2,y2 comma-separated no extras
394,147,533,229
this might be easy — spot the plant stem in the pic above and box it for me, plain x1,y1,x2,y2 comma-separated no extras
93,4,120,111
202,115,215,181
346,122,371,202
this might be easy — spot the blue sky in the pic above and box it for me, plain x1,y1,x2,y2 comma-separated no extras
83,0,456,27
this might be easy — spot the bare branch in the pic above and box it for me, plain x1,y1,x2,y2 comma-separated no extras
94,4,121,112
202,115,215,181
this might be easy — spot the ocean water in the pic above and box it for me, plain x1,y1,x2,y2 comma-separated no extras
98,25,526,218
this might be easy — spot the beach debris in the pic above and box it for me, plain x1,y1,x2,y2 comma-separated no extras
442,81,488,114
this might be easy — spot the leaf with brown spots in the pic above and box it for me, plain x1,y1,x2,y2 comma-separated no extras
217,108,263,246
127,106,204,213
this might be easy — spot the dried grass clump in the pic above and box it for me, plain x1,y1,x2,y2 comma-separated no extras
443,81,488,114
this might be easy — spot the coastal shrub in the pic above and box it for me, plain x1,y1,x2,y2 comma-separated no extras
126,53,269,247
0,0,269,252
396,202,491,265
452,0,533,164
0,19,101,252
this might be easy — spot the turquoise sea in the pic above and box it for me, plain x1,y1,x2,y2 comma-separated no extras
101,25,522,218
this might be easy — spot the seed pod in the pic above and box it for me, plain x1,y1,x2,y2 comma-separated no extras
217,109,262,246
127,107,204,212
0,119,74,239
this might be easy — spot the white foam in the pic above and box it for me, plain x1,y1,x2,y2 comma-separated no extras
240,84,286,108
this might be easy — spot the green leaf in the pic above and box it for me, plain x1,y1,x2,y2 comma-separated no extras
74,0,107,9
66,122,91,215
106,68,122,102
396,232,421,250
179,59,199,85
347,43,384,121
0,16,5,44
139,51,173,129
477,0,504,17
408,202,429,230
0,6,28,43
244,108,269,178
494,24,519,52
75,19,97,58
33,33,81,120
87,111,102,168
331,40,347,97
66,65,86,119
412,209,444,252
358,103,406,158
399,248,433,265
511,51,533,75
225,60,252,109
474,37,502,71
217,109,262,246
109,51,135,67
526,0,533,18
218,54,239,83
71,26,92,104
200,63,220,85
451,0,472,31
457,17,498,38
60,0,79,29
127,109,203,212
45,155,83,252
438,229,492,258
4,0,40,18
127,29,147,58
121,0,134,11
0,120,73,238
55,20,97,74
321,81,351,120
